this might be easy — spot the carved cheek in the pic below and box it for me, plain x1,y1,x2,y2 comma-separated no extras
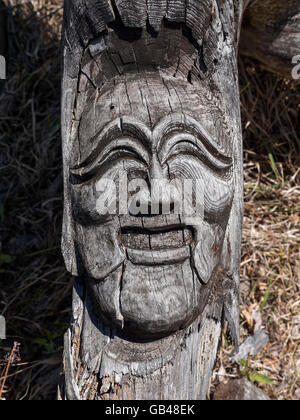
71,185,126,280
70,160,147,223
203,174,234,225
70,164,121,225
167,157,234,285
74,221,126,280
193,172,233,284
70,165,127,280
167,157,234,224
193,222,225,285
71,182,113,225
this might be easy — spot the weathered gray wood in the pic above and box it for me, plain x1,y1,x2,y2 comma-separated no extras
240,0,300,77
61,0,248,400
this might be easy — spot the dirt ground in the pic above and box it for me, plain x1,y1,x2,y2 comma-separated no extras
0,0,299,400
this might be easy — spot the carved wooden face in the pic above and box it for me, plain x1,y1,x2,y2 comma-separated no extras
69,74,234,339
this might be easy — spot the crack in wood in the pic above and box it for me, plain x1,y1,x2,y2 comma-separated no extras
60,0,254,400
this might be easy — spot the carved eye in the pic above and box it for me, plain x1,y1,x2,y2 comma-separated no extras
105,146,147,165
70,141,149,183
163,138,233,178
166,139,198,158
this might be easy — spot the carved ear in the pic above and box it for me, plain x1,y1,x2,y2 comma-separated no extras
221,213,242,348
61,79,82,277
62,186,81,277
219,144,243,348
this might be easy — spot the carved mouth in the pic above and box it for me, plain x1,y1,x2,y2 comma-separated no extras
121,226,194,266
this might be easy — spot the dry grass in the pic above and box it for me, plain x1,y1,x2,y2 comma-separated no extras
212,61,300,400
0,0,299,400
0,0,69,400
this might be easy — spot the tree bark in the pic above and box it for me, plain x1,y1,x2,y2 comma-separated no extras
240,0,300,77
60,0,246,400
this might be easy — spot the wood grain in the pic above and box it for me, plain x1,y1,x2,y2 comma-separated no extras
61,0,247,400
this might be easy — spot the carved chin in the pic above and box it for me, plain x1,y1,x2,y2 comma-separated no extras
120,260,210,339
83,221,225,340
87,257,215,340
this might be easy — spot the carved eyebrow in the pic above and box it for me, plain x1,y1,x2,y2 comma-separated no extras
70,138,150,181
71,114,232,180
159,133,233,179
154,113,232,162
78,117,152,165
71,117,151,180
159,132,233,173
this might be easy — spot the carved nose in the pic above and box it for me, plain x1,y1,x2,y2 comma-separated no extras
150,153,165,180
129,154,181,217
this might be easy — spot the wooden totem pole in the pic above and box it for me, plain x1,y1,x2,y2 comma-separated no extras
60,0,299,400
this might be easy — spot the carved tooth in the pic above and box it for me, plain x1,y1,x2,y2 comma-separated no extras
149,228,184,249
127,246,190,266
122,231,151,250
